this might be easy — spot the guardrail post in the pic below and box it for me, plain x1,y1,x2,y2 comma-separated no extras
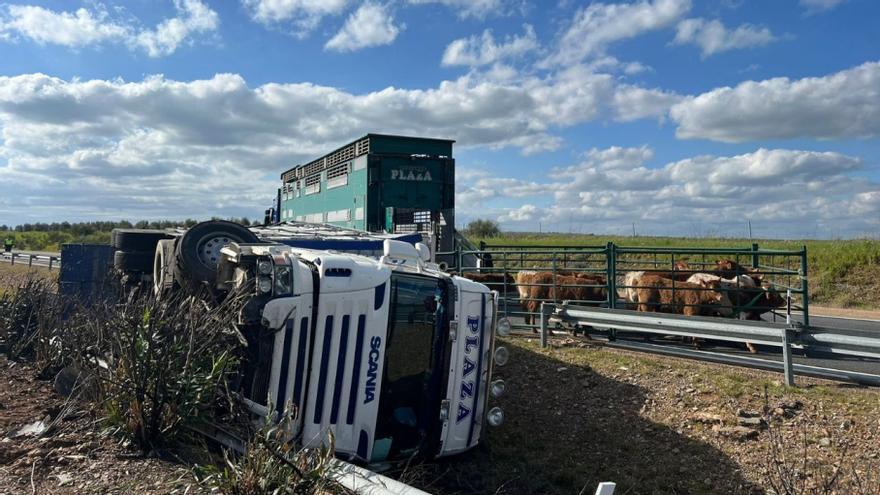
28,255,33,268
800,245,809,328
781,326,796,387
10,254,14,266
540,302,549,348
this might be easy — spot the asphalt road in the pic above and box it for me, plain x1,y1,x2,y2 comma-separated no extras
506,309,880,382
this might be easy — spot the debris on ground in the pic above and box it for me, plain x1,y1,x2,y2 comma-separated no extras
0,355,196,494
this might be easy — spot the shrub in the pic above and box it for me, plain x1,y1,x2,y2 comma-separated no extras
466,219,501,238
195,405,347,494
80,289,248,451
0,274,64,365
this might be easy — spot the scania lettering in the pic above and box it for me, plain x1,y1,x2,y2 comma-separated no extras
364,336,381,404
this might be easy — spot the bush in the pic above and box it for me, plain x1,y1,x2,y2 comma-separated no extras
0,275,64,365
81,289,248,451
762,390,879,494
466,219,501,238
195,405,347,494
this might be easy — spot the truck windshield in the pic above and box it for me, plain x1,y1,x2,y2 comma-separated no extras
373,273,449,460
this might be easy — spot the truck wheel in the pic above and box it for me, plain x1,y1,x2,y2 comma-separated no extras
175,221,259,291
112,229,173,252
114,250,154,273
153,239,177,296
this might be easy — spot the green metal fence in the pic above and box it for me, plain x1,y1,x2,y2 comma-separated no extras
444,242,810,332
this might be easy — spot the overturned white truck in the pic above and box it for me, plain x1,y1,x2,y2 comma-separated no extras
106,221,510,463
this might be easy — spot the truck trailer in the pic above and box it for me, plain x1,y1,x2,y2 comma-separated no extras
272,134,456,259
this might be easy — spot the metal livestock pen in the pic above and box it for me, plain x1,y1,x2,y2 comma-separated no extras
440,242,810,331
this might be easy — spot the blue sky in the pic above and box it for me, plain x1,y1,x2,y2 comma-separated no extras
0,0,878,238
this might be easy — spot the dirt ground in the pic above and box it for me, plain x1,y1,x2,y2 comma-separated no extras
811,305,880,321
0,355,201,494
402,337,880,495
2,340,879,494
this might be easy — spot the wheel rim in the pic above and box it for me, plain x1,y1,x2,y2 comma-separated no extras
196,234,238,269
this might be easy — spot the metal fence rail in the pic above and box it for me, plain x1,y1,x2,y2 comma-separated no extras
1,252,60,270
543,302,880,386
450,241,810,330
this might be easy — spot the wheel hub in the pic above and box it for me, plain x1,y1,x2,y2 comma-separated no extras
198,235,233,269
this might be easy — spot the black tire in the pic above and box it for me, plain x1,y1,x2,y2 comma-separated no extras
175,221,259,290
112,229,173,252
114,250,154,273
153,239,177,296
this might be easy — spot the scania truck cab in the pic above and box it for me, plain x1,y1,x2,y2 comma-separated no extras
216,237,508,463
61,220,509,462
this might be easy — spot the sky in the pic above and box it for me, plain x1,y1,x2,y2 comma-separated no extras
0,0,878,239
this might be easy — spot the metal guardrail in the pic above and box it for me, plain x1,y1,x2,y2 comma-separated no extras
540,302,880,387
1,252,60,270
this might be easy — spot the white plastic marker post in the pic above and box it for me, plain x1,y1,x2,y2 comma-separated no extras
595,482,616,495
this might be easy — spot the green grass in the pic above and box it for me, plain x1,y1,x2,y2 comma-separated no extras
470,232,880,309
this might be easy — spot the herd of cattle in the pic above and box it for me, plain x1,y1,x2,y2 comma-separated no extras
462,259,788,353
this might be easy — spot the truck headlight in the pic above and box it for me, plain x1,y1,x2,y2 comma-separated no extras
257,276,273,294
495,317,511,337
257,260,273,275
274,266,292,296
493,346,509,366
490,379,506,398
487,407,504,427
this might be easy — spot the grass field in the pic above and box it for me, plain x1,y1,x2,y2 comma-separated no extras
469,232,880,309
0,261,57,295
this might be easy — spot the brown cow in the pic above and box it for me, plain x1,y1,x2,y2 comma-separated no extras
636,275,733,317
516,271,607,329
643,260,693,282
714,259,764,283
687,276,787,353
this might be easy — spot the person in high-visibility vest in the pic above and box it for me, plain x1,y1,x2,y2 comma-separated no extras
3,237,13,253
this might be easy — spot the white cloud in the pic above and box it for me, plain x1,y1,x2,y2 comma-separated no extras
612,85,682,122
0,5,128,46
800,0,846,14
135,0,219,57
242,0,348,36
407,0,502,19
442,24,538,68
670,61,880,142
541,0,691,67
0,69,875,237
456,146,880,238
0,69,630,221
498,204,538,222
325,2,401,52
673,18,775,57
0,1,219,57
